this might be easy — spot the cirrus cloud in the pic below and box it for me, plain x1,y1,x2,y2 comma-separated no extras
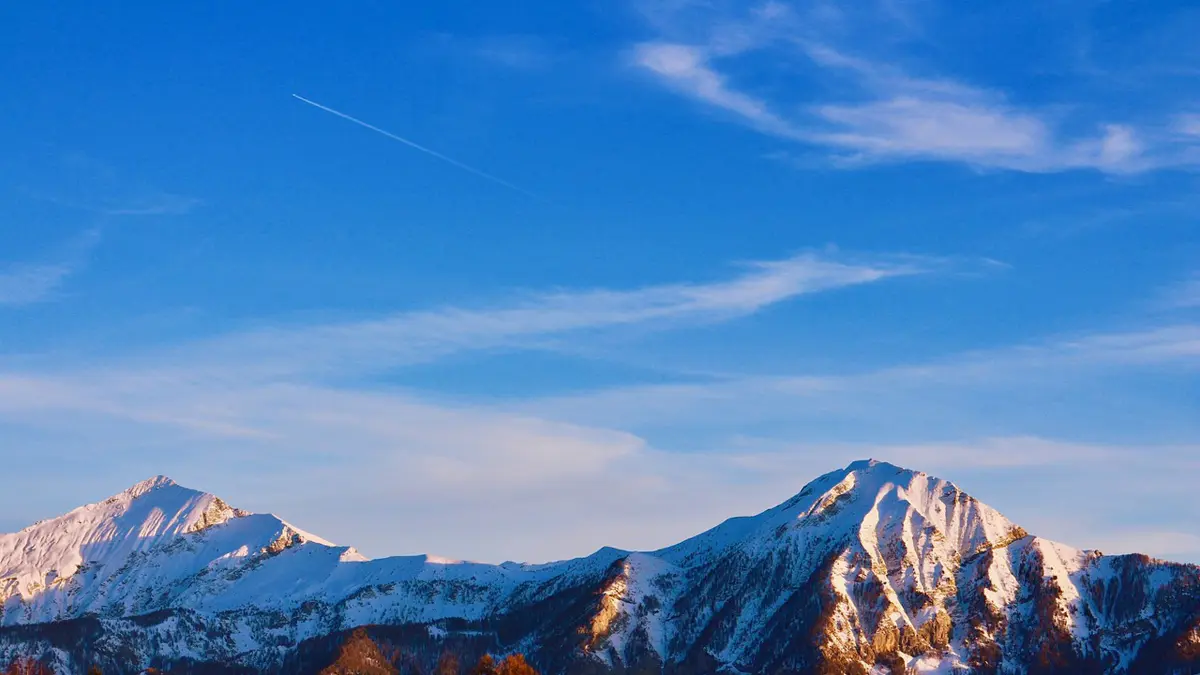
630,1,1200,174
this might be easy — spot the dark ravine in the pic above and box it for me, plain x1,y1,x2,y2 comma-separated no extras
2,461,1198,674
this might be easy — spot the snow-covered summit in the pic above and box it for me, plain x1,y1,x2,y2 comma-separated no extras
121,475,178,499
655,457,1020,568
0,476,350,625
5,476,241,585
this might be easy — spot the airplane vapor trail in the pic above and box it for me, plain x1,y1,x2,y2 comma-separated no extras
292,94,540,199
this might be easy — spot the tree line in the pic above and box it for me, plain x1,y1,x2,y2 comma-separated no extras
0,660,104,675
1,628,539,675
320,628,539,675
0,660,91,675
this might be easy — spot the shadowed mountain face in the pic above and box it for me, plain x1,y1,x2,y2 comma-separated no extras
1,461,1198,674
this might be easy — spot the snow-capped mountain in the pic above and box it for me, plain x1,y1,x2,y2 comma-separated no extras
2,461,1198,674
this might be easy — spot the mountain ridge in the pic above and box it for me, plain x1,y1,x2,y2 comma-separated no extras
2,459,1198,674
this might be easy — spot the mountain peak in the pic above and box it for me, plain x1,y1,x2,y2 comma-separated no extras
122,475,179,499
841,457,921,476
844,457,884,471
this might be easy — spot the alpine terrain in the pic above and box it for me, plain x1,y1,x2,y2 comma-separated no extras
1,461,1197,674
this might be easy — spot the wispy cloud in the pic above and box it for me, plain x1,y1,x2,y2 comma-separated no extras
416,33,559,71
19,154,201,217
518,322,1200,437
802,44,1156,172
635,42,805,140
23,187,201,217
630,1,1199,173
473,35,556,70
151,250,931,378
811,100,1145,173
0,229,100,307
1178,114,1200,137
0,262,75,306
100,193,202,217
7,156,198,309
1162,274,1200,310
0,249,930,427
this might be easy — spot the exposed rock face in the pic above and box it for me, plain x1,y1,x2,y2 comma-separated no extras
1,461,1197,674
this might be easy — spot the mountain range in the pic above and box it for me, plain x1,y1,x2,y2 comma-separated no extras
2,460,1198,674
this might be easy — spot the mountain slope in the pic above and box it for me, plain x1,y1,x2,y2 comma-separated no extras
1,461,1197,674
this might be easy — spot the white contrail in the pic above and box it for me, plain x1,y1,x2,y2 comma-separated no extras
292,94,540,199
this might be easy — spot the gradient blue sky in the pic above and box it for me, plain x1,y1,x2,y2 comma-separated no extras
2,1,1198,564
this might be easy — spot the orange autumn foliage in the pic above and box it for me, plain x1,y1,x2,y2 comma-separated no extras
320,627,399,675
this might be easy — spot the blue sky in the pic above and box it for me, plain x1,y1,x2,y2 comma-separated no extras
1,0,1198,564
